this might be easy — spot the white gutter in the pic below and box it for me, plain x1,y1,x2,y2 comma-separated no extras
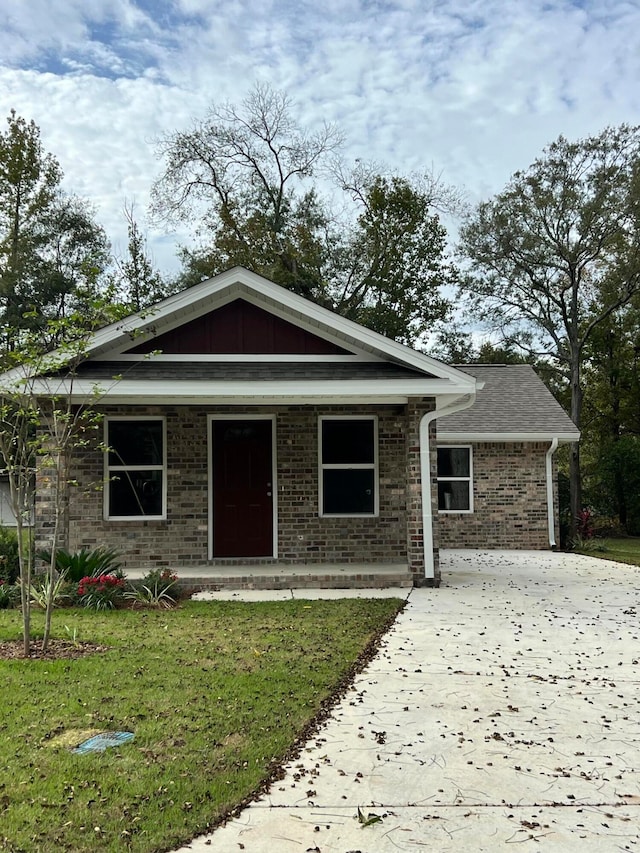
420,393,477,584
438,431,580,443
546,437,559,548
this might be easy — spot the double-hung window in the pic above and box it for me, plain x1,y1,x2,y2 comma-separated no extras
319,417,378,516
437,445,473,512
105,418,166,520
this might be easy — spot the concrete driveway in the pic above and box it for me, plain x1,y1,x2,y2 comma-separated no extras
180,550,640,851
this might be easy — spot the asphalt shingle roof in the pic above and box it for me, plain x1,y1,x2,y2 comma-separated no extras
438,364,579,438
71,361,431,382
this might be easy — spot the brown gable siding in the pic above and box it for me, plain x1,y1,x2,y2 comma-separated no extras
126,298,350,355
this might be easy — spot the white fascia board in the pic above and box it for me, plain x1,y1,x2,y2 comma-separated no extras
28,376,473,401
438,431,580,443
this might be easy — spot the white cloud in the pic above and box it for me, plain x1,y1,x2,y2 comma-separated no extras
0,0,638,276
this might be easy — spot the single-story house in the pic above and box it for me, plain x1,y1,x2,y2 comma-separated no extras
9,267,578,587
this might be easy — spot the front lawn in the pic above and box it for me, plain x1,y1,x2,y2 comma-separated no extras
0,598,403,852
576,536,640,566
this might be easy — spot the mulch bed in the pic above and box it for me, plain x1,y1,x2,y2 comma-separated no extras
0,639,109,661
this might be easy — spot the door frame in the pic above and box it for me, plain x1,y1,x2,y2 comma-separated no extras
207,414,278,560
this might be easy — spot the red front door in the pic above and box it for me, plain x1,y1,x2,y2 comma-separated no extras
212,419,274,557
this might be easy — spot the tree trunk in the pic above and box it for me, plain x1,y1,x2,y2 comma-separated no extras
16,513,31,657
42,429,69,651
569,355,583,541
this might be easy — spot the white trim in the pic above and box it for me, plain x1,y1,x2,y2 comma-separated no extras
436,444,474,514
546,438,559,548
107,353,369,363
30,376,476,403
438,431,579,443
207,414,278,560
104,415,167,521
318,415,379,517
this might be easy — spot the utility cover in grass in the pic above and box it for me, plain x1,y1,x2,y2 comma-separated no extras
73,731,134,753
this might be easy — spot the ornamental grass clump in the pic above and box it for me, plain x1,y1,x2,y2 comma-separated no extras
77,574,125,610
124,568,179,609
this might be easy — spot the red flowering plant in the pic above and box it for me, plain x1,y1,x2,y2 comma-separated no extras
77,573,126,610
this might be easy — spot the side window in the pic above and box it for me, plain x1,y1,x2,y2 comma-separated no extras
437,446,472,512
105,418,165,519
319,417,377,516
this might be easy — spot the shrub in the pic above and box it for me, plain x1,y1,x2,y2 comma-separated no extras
78,574,126,610
30,572,74,609
0,526,20,584
0,580,20,609
38,546,122,583
125,569,179,609
576,508,595,540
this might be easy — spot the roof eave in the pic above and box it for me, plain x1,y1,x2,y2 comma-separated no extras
23,375,478,402
438,431,580,443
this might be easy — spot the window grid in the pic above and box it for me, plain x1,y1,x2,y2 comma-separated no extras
437,445,473,514
104,416,167,521
318,416,378,517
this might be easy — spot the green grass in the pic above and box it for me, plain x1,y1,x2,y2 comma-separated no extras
576,536,640,566
0,598,403,852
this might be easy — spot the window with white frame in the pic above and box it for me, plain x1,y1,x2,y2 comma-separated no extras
319,417,377,516
105,418,165,519
437,445,472,512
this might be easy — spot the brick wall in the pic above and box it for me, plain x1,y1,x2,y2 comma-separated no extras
437,441,556,549
404,399,438,586
39,402,432,572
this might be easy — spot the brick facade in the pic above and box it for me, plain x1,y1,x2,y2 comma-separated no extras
404,399,438,586
437,441,557,549
36,402,438,578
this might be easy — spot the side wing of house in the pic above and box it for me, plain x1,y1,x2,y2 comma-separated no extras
436,364,579,549
26,267,478,587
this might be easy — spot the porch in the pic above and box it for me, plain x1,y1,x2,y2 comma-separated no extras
126,561,413,591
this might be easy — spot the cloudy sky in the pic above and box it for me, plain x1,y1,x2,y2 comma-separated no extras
1,0,639,276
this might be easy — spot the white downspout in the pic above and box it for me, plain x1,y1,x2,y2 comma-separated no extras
420,393,476,583
546,437,559,548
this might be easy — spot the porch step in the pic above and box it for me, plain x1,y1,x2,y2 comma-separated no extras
128,563,414,591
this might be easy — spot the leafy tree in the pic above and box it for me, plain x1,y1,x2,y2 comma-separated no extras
0,303,123,655
581,299,640,530
0,110,109,350
153,84,458,345
329,173,455,344
116,202,166,310
459,125,640,536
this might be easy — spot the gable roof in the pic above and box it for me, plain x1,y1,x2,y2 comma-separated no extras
7,267,478,405
437,364,579,442
87,267,470,382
